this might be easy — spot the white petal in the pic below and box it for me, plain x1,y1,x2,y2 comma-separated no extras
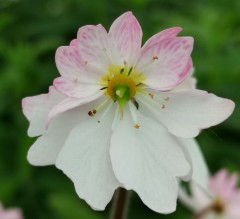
110,109,191,213
190,181,212,211
47,91,103,125
53,77,101,98
55,104,120,210
180,139,209,190
178,140,211,213
108,12,142,66
22,86,65,137
137,90,235,138
27,98,103,166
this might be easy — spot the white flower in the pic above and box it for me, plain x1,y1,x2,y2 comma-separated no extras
179,169,240,219
22,12,234,213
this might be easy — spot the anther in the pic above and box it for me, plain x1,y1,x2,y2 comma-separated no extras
164,97,170,101
84,61,88,65
148,93,154,99
136,83,142,87
134,124,140,129
120,68,124,74
124,60,127,66
100,87,108,90
132,98,139,110
74,78,79,83
88,109,97,117
128,66,133,76
153,56,158,60
161,104,166,109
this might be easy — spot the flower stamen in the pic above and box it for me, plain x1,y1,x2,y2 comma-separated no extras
88,98,111,117
88,109,97,117
129,102,140,129
137,55,159,72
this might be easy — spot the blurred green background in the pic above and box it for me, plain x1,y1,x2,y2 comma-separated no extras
0,0,239,218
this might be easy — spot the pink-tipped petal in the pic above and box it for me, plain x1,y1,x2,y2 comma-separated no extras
173,59,196,91
208,169,228,196
137,37,194,91
77,24,110,71
53,77,101,99
56,45,104,82
108,11,142,66
22,86,65,137
142,27,182,52
227,192,240,218
0,207,23,219
69,39,77,46
209,170,239,200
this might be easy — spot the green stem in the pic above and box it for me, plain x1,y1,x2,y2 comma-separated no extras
109,188,130,219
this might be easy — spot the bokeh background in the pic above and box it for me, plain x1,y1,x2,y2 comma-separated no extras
0,0,239,218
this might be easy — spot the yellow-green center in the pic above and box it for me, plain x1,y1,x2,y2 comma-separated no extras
101,65,145,111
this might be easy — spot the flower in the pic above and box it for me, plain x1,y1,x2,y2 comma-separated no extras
179,169,240,219
0,203,23,219
22,12,235,213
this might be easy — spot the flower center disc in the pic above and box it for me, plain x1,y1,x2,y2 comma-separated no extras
107,75,136,109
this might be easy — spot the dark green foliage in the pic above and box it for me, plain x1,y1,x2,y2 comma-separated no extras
0,0,239,218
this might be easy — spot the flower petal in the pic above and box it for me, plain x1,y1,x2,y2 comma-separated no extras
53,77,101,98
209,169,239,200
110,109,190,213
190,181,212,211
179,139,209,189
108,12,142,66
0,208,23,219
47,91,103,125
137,37,193,90
55,45,103,81
56,105,120,210
22,86,65,137
172,59,196,91
137,90,235,138
142,27,182,52
27,105,90,165
77,24,110,71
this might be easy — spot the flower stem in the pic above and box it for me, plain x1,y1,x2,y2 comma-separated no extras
110,188,130,219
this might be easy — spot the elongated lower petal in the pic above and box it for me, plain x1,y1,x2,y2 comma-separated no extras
138,89,235,138
179,138,209,189
27,102,95,165
56,107,120,210
110,109,190,213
